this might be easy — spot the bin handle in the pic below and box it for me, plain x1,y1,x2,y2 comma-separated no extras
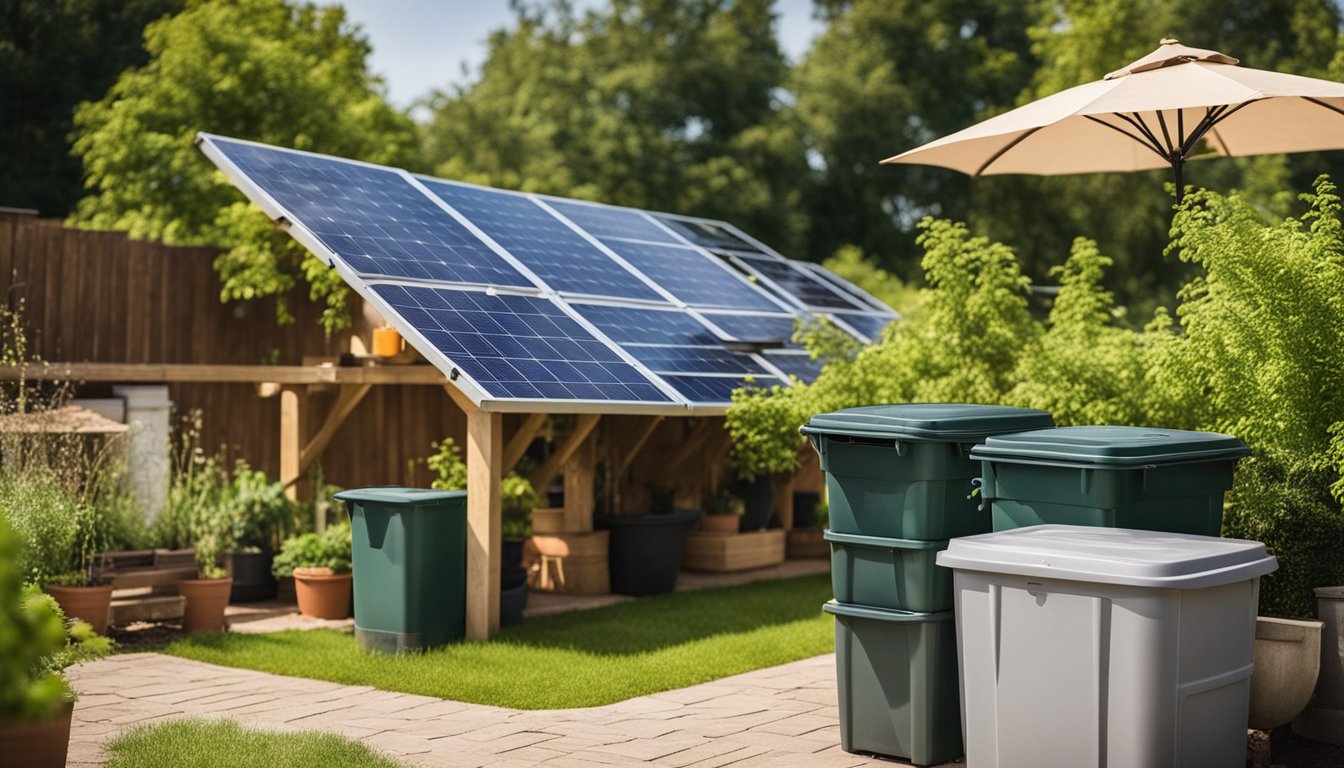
970,477,991,511
841,435,907,455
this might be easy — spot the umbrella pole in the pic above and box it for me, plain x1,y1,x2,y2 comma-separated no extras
1172,156,1185,205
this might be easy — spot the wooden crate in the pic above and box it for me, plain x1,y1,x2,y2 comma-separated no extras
682,529,786,573
524,531,610,595
786,528,829,560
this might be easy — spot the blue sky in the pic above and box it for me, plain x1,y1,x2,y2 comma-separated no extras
333,0,822,108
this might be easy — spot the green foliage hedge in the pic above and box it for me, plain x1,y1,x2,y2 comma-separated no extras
729,178,1344,618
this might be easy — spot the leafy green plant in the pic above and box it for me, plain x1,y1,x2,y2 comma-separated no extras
704,488,745,517
0,518,112,721
813,499,829,531
272,523,352,577
426,438,538,538
218,461,298,552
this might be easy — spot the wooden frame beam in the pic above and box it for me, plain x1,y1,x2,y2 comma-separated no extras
0,362,448,385
503,413,546,475
299,384,371,475
666,419,719,478
465,408,502,640
614,416,665,480
530,414,601,492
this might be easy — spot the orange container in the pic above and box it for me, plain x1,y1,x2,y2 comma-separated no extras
371,327,402,357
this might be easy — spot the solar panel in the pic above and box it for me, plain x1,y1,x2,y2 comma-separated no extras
653,215,764,253
200,133,898,413
829,311,895,342
730,252,869,310
206,137,534,287
419,180,664,301
798,261,898,314
545,200,679,244
765,352,826,383
600,240,783,311
372,285,671,402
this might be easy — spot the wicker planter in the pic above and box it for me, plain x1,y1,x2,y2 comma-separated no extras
178,578,232,634
526,531,610,595
531,508,566,534
699,514,741,534
45,584,113,635
0,699,72,768
786,528,829,559
293,568,353,620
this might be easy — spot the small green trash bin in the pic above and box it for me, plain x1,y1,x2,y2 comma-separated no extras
971,426,1251,536
824,601,963,766
801,404,1055,540
825,530,952,613
336,487,467,653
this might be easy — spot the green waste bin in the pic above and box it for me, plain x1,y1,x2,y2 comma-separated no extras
824,601,962,766
801,404,1055,540
825,530,952,613
336,487,467,652
971,426,1250,536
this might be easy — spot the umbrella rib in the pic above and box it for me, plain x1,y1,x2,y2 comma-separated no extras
973,127,1043,176
1302,96,1344,121
1087,115,1167,161
1118,112,1170,157
1155,110,1176,155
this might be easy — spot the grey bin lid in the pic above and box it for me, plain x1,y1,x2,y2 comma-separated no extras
334,486,466,507
970,425,1250,466
800,403,1054,442
935,524,1277,590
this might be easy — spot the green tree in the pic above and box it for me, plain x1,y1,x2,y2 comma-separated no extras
0,0,180,217
793,0,1039,271
70,0,418,331
422,0,808,254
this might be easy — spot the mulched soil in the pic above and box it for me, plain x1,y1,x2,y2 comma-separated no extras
1261,727,1344,768
107,621,183,652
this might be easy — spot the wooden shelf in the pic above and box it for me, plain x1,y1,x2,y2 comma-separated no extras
682,529,786,573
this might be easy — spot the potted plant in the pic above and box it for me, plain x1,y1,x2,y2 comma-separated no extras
0,518,113,767
221,461,295,603
44,502,115,635
700,488,744,534
179,525,233,634
272,522,352,620
596,484,699,596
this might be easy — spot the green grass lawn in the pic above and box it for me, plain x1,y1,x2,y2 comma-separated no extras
165,573,834,709
104,719,405,768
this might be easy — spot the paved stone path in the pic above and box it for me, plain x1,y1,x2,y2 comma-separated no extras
67,652,950,767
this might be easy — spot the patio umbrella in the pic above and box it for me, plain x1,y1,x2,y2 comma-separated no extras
882,38,1344,202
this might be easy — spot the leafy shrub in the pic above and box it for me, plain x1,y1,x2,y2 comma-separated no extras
272,523,352,577
426,438,538,538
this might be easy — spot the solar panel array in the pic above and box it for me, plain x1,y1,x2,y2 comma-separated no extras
199,134,898,413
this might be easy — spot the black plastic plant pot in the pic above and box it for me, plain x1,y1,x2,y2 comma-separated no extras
227,549,277,602
500,568,528,627
597,509,699,596
793,491,821,528
735,476,775,531
501,537,526,573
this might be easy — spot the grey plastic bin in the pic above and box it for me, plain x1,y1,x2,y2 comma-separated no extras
938,525,1277,768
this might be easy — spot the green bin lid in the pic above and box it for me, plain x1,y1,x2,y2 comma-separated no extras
334,486,466,507
969,425,1250,467
800,403,1054,441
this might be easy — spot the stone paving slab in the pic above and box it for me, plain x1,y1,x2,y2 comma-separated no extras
66,652,963,767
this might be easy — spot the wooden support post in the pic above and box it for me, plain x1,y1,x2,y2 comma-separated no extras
563,432,596,532
279,385,306,504
299,383,371,475
503,413,546,474
530,413,600,493
465,408,501,640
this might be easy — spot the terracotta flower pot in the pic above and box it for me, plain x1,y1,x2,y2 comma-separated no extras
293,567,353,620
178,578,233,634
0,699,72,768
45,584,113,635
699,514,741,534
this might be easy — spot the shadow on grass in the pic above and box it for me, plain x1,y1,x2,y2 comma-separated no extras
176,572,832,658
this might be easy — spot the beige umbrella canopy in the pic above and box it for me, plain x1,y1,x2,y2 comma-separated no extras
883,39,1344,201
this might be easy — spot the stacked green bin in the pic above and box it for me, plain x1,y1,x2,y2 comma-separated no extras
970,426,1250,536
335,487,467,653
802,404,1055,766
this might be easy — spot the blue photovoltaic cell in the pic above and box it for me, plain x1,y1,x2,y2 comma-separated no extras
660,374,782,404
601,241,781,311
371,285,670,402
803,263,889,311
420,180,662,301
701,313,802,349
734,253,866,310
653,215,763,253
546,200,680,244
767,352,825,384
574,305,767,375
831,312,895,341
209,138,532,287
